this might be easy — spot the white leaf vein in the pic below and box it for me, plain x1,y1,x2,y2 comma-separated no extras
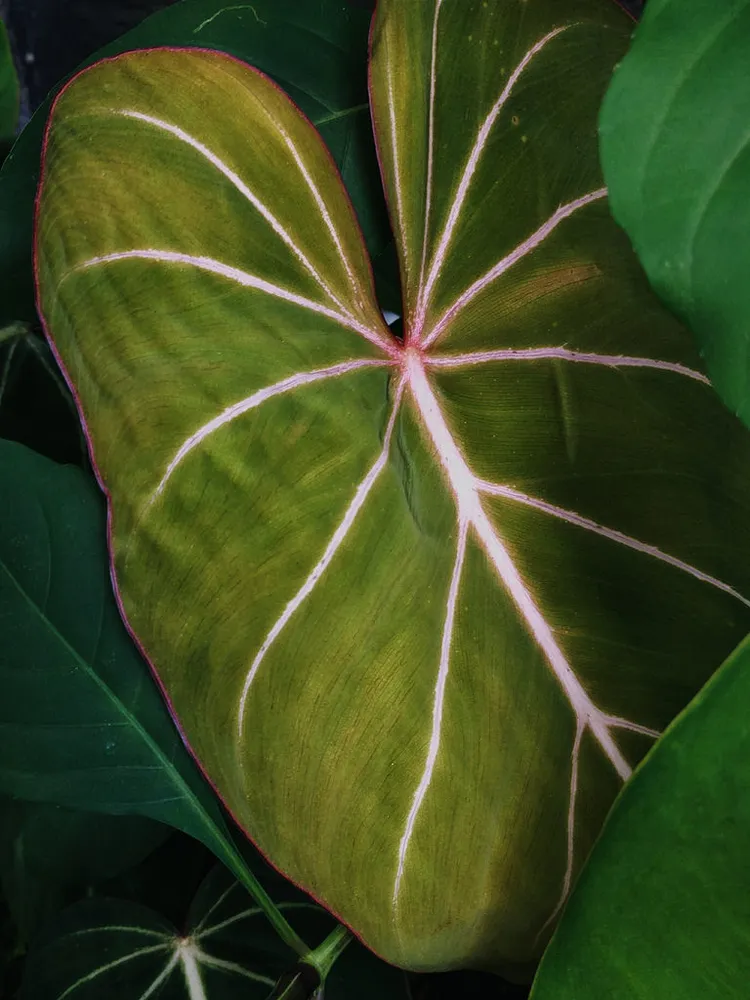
393,517,467,907
69,250,395,355
416,25,570,333
422,188,608,347
57,943,173,1000
277,124,364,310
534,718,584,946
146,358,392,508
136,951,181,1000
476,479,749,607
236,378,405,735
405,349,632,779
427,347,710,383
190,948,275,986
414,0,444,331
178,942,208,1000
117,110,352,317
398,349,738,911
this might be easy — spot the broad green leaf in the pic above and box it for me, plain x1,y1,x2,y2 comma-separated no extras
530,631,750,999
20,864,411,1000
0,440,305,955
34,0,750,975
0,0,392,328
0,798,169,944
599,0,750,427
0,20,19,145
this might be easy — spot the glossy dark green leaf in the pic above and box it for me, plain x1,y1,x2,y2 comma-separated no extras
0,0,391,328
0,440,305,954
20,864,411,1000
600,0,750,426
34,0,750,974
530,632,750,999
0,798,169,944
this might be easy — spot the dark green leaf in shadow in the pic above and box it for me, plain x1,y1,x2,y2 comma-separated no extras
530,632,750,999
191,867,412,1000
0,440,305,955
20,864,411,1000
0,324,86,464
0,798,169,944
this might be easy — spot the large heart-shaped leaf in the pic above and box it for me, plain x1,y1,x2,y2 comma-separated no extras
20,864,411,1000
0,0,392,328
34,0,750,974
599,0,750,427
529,631,750,999
0,440,305,955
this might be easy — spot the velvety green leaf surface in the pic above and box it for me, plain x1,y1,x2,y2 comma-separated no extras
0,0,392,328
35,0,750,975
0,798,169,944
20,865,411,1000
530,632,750,999
0,440,304,952
0,20,19,145
600,0,750,427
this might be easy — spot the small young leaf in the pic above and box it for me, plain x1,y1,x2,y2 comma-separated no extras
20,865,411,1000
529,632,750,999
600,0,750,427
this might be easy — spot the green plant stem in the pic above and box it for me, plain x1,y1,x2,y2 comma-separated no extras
302,924,352,981
222,842,309,957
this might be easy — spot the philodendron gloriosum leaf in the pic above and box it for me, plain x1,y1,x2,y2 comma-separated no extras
34,0,750,974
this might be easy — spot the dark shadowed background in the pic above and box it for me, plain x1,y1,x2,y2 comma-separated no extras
2,0,644,120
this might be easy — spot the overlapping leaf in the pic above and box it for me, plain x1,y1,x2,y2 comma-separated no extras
530,633,750,999
600,0,750,427
34,0,750,975
0,440,305,955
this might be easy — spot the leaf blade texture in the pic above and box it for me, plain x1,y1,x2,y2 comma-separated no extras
34,0,750,972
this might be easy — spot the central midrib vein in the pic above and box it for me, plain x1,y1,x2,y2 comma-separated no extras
403,348,631,779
